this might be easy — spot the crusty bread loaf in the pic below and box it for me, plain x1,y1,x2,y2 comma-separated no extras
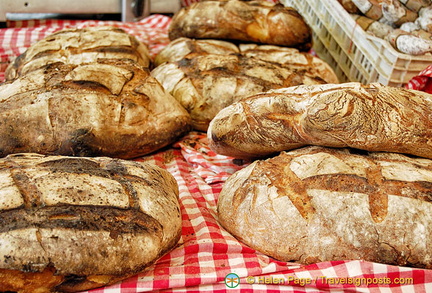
0,153,182,292
154,38,338,84
154,37,240,66
217,146,432,268
208,82,432,159
238,43,339,84
152,43,335,131
5,26,151,80
0,59,191,159
168,0,312,50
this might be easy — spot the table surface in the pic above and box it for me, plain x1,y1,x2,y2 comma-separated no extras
0,14,431,293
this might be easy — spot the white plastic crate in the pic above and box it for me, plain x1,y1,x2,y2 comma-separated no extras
282,0,432,87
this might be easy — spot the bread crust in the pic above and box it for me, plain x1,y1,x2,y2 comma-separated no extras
0,153,182,292
154,38,338,84
0,59,191,159
154,37,240,67
168,0,312,50
217,146,432,268
208,82,432,159
5,26,151,80
152,39,336,131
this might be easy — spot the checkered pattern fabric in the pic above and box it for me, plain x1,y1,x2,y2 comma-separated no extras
0,7,431,293
406,65,432,94
80,131,431,293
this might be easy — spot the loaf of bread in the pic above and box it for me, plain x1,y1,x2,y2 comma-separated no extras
208,82,432,159
154,37,240,66
5,26,151,80
0,153,182,292
154,38,338,84
0,59,191,159
168,0,312,50
152,41,335,131
217,146,432,268
238,43,339,84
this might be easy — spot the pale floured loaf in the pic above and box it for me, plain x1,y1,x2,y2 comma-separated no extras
217,146,432,268
154,38,338,84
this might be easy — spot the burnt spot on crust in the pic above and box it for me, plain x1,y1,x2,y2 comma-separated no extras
65,128,100,157
0,205,163,238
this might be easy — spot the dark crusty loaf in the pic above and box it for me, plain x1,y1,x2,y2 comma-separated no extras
208,82,432,159
0,153,182,292
0,59,191,159
5,26,151,80
217,146,432,268
168,0,312,50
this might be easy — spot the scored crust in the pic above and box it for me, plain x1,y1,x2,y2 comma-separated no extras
0,59,191,159
168,0,312,50
217,146,432,268
152,40,336,132
5,26,151,80
0,153,182,292
208,82,432,159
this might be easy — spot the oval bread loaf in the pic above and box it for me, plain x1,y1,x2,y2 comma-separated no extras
217,146,432,268
0,59,191,159
154,38,338,84
208,82,432,159
5,26,151,80
152,46,333,131
168,0,312,50
0,153,182,292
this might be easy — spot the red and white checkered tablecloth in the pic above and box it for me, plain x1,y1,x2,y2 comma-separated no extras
79,131,430,293
0,9,432,293
406,65,432,94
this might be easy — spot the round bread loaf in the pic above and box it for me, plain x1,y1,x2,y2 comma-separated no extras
0,59,191,159
5,26,151,80
0,153,182,292
168,0,312,50
238,44,338,84
217,146,432,268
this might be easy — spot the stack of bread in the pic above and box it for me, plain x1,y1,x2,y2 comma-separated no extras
151,0,338,131
0,26,185,292
210,82,432,268
154,0,431,270
1,0,430,292
0,2,340,290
